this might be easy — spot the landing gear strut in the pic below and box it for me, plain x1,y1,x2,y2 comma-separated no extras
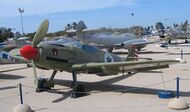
70,69,85,98
36,70,57,92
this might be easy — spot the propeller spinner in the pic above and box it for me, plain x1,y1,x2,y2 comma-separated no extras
20,45,38,60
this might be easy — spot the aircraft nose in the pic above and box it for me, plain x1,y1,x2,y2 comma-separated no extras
20,45,39,60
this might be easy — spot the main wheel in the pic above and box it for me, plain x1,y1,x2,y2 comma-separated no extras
36,78,51,92
168,40,171,44
128,72,132,75
71,84,85,98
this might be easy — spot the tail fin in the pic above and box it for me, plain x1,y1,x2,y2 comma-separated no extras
77,21,87,31
76,21,87,40
126,46,138,61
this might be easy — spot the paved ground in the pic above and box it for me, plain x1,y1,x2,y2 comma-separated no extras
1,43,190,112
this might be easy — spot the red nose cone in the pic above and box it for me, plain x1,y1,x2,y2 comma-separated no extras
20,45,39,60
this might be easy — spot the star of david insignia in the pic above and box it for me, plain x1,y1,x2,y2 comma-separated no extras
106,56,112,62
2,52,8,59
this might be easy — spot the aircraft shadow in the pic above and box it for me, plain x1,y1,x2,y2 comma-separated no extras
112,51,128,55
0,86,17,91
167,53,190,55
0,67,29,73
48,75,190,103
139,71,163,73
107,51,167,55
0,74,25,80
139,51,168,54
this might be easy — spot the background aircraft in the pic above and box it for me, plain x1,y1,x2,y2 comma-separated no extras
0,37,31,51
67,21,155,52
0,50,29,64
157,20,190,43
10,20,179,98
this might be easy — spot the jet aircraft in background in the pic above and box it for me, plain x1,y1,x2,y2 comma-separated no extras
162,28,190,43
67,21,156,52
158,20,190,43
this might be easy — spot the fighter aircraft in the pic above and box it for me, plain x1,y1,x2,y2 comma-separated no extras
0,37,30,64
0,36,31,52
163,28,190,43
67,21,155,52
158,21,190,43
0,42,17,51
0,50,29,64
10,20,179,98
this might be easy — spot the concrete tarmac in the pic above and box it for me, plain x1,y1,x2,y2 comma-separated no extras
0,43,190,112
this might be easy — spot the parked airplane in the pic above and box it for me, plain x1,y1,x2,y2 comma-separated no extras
10,20,179,98
0,37,31,51
0,50,29,64
158,21,190,43
67,21,156,52
163,28,190,43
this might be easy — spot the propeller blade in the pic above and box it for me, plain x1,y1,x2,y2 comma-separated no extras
31,60,38,87
32,19,49,47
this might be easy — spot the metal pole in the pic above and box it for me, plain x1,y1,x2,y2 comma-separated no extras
181,50,183,59
19,83,23,104
176,77,179,99
20,12,24,35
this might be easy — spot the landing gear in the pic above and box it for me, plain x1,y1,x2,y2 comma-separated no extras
185,39,188,43
128,72,132,75
107,47,113,53
71,84,85,98
26,63,32,68
36,70,57,92
36,78,50,92
168,40,171,44
70,69,86,98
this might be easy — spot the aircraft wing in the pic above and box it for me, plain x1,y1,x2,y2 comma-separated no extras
121,39,160,48
72,60,179,75
114,39,160,49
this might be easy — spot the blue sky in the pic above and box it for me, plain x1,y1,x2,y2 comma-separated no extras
0,0,189,33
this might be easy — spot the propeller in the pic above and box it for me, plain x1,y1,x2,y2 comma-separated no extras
32,19,49,47
20,19,49,60
20,19,49,86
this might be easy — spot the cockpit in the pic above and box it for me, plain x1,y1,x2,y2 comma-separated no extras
45,37,98,53
76,44,98,53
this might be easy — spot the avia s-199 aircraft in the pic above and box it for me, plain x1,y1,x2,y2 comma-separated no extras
10,20,179,98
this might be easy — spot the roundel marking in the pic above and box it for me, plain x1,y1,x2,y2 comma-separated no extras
104,53,114,62
52,48,58,56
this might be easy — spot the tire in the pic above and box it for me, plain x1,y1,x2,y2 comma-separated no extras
36,78,49,92
71,84,85,98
